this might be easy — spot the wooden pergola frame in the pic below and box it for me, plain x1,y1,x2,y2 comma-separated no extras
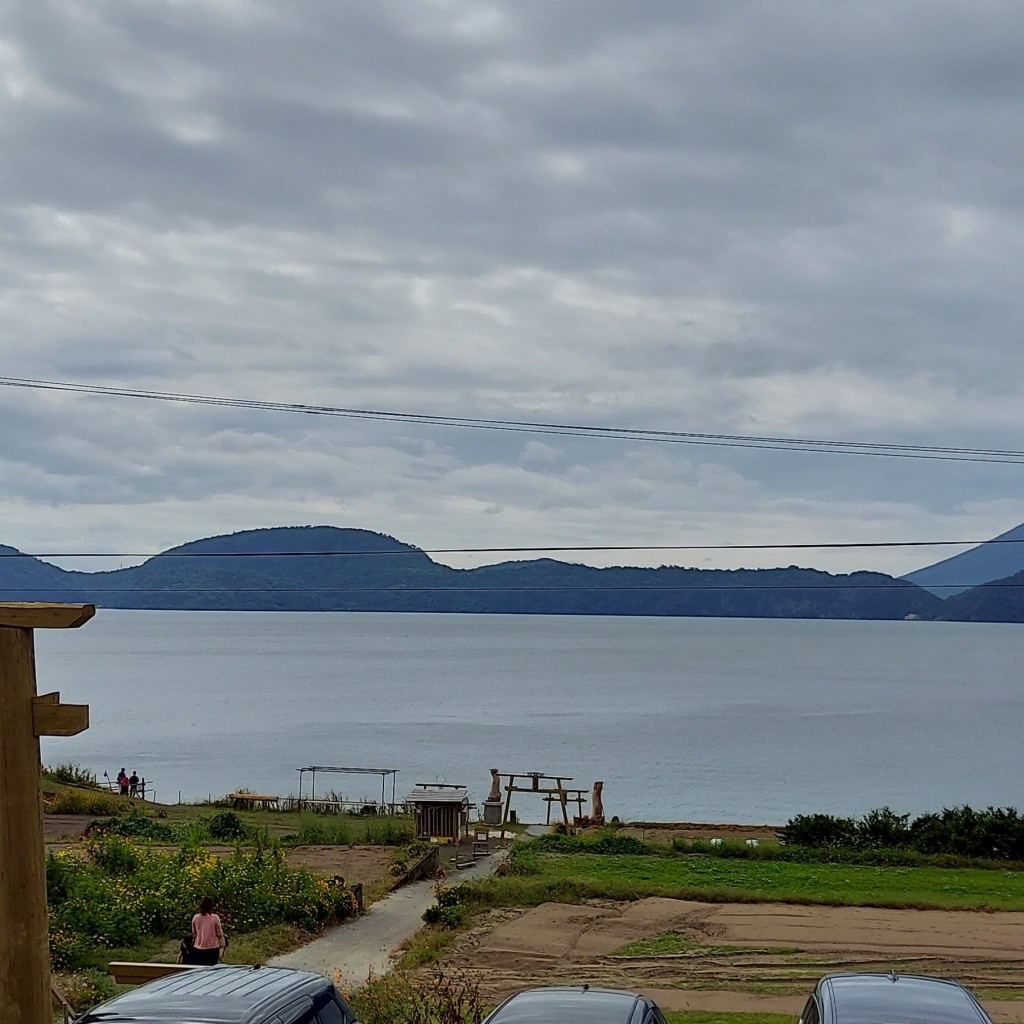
295,765,400,809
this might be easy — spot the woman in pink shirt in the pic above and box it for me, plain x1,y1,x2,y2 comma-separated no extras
190,896,226,965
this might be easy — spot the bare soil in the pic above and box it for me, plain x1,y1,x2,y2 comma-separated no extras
43,815,96,840
284,844,394,885
439,898,1024,1021
619,822,783,844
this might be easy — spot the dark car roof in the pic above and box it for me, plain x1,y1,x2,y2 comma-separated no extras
819,974,991,1024
77,965,334,1023
484,986,650,1024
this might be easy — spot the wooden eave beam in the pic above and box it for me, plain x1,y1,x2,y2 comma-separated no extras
0,602,95,629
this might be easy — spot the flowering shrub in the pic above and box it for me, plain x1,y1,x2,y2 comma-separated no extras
47,838,357,969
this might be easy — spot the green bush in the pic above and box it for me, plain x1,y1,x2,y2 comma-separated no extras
781,813,858,848
207,811,252,840
85,810,175,842
856,807,911,848
422,904,466,928
422,883,469,927
908,806,1024,859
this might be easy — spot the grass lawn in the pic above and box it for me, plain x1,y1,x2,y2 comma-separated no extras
476,851,1024,911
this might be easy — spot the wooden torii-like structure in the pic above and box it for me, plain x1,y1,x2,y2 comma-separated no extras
496,770,576,837
0,603,93,1024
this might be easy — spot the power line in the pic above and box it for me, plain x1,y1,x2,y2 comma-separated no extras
1,538,1022,559
2,375,1024,464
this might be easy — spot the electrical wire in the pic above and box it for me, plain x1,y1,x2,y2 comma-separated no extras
3,375,1024,464
1,538,1023,559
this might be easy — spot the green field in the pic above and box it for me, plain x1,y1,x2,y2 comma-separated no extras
473,851,1024,910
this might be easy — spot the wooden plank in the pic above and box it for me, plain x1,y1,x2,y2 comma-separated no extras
0,626,51,1023
107,961,198,985
32,699,89,737
0,603,95,629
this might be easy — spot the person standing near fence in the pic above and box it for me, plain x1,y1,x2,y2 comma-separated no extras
129,771,139,797
189,896,226,965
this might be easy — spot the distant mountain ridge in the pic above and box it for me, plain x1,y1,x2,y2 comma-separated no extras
0,524,953,621
901,522,1024,596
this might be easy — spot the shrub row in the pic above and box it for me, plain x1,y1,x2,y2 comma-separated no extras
782,806,1024,859
528,811,1024,868
83,809,254,844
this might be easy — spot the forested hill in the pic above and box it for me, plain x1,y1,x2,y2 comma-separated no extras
0,525,949,620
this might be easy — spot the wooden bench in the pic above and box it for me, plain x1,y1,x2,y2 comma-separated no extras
108,961,198,985
228,792,280,811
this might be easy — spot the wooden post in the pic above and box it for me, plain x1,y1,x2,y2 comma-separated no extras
0,602,93,1024
499,773,516,840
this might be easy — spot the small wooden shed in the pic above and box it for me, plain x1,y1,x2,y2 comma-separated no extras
406,783,471,844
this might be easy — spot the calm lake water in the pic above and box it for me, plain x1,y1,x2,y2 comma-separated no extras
34,610,1024,823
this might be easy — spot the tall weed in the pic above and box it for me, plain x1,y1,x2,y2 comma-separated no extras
46,788,125,816
349,967,485,1024
363,820,414,846
44,762,98,788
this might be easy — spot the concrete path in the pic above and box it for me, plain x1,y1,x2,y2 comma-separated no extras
269,851,507,987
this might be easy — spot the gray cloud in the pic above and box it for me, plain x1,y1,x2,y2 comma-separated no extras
1,0,1023,575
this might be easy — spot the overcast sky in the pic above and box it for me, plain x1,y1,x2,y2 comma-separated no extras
2,0,1024,577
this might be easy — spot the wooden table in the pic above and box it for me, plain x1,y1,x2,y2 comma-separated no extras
228,792,279,810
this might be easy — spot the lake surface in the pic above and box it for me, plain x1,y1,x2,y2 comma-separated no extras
34,610,1024,823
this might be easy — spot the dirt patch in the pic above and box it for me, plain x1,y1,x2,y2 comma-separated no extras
285,845,395,886
43,815,96,840
439,898,1024,1021
619,822,783,844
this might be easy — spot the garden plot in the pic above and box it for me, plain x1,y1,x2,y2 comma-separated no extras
439,898,1024,1020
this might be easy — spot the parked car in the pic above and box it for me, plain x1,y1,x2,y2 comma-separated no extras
800,973,993,1024
75,964,357,1024
481,985,669,1024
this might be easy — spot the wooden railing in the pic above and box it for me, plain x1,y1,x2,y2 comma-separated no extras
280,797,410,816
